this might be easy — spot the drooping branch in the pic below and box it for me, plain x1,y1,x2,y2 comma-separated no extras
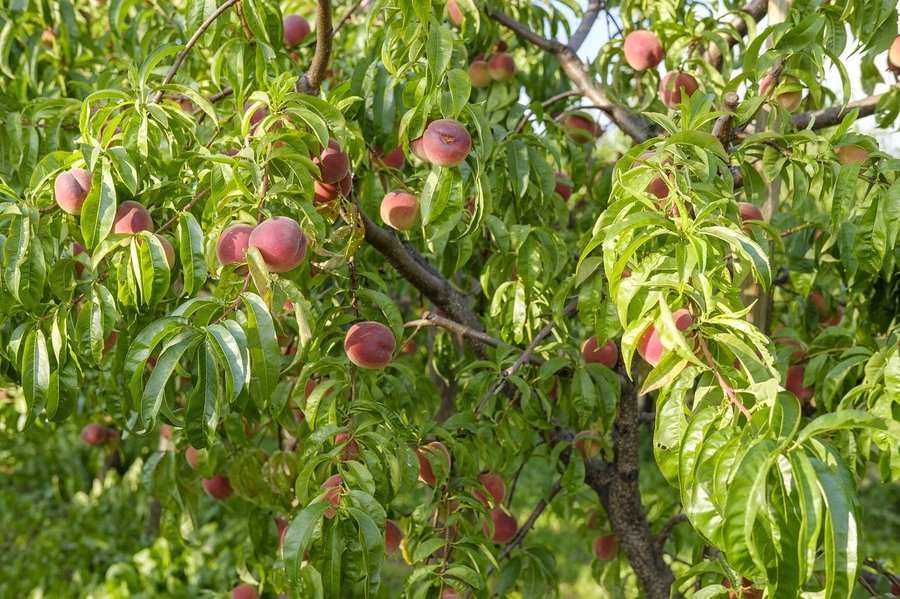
488,8,654,143
297,0,334,94
789,92,888,130
703,0,769,70
568,0,604,52
151,0,240,104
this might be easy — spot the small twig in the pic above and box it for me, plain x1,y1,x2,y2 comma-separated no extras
864,557,900,587
498,479,562,560
638,411,656,424
333,0,363,33
209,87,234,103
568,0,604,52
151,0,239,104
703,0,769,70
404,313,543,366
155,187,211,234
655,513,688,551
790,92,889,130
514,89,582,134
698,337,752,421
147,0,179,29
780,222,817,237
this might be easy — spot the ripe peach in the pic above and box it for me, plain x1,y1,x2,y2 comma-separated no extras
185,446,200,469
422,119,472,167
660,71,699,108
723,576,763,599
385,519,403,553
416,441,451,485
554,172,572,201
231,583,258,599
344,321,396,369
313,139,351,184
785,365,813,402
487,52,516,81
54,168,92,215
380,190,420,231
113,201,153,235
637,308,693,366
581,336,618,368
592,534,617,560
623,30,664,71
409,136,429,161
483,508,517,544
244,103,266,126
248,216,307,272
738,202,763,225
73,242,87,276
633,151,669,198
283,14,310,48
563,112,602,144
81,424,109,446
468,59,492,87
759,74,802,111
276,517,289,547
441,588,463,599
321,474,342,518
473,473,506,507
203,475,233,500
334,432,360,461
103,331,117,354
446,0,463,26
889,36,900,73
809,291,830,324
379,146,405,169
835,144,868,165
216,223,254,265
573,431,601,459
156,234,175,268
313,174,352,203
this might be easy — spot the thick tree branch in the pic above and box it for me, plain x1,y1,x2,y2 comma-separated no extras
703,0,769,70
789,92,888,130
151,0,240,104
489,8,654,143
568,0,603,52
297,0,334,94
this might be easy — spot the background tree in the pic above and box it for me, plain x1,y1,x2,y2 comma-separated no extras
0,0,899,598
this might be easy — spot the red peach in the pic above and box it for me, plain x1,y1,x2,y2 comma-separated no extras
231,583,258,599
889,36,900,73
473,473,506,507
113,201,153,235
759,74,802,111
334,432,360,461
468,60,492,87
81,423,109,446
483,508,517,544
313,174,352,203
738,202,763,225
446,0,463,26
203,475,233,500
186,446,200,470
785,365,813,402
573,431,602,459
380,190,420,231
385,519,403,553
809,291,830,324
487,52,516,81
623,30,665,71
416,441,451,485
245,103,266,126
54,168,92,215
344,321,396,369
276,517,289,547
581,336,618,368
283,14,310,48
409,136,429,161
321,474,342,518
824,305,844,327
155,234,175,268
103,331,117,354
554,172,572,201
313,139,351,184
592,534,617,560
73,242,87,276
216,223,254,265
379,147,405,169
637,308,693,366
422,119,472,167
660,71,699,107
248,216,307,272
563,112,602,144
834,144,868,165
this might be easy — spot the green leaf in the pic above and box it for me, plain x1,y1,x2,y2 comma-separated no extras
185,341,219,449
701,225,772,289
284,501,331,587
177,212,208,296
139,330,201,432
241,292,280,404
21,328,50,424
796,410,889,445
80,161,116,249
205,323,246,402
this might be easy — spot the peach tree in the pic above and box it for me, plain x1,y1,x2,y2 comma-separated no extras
0,0,899,597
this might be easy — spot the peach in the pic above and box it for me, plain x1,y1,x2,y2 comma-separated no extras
621,269,632,278
573,430,602,459
563,112,602,144
809,291,830,324
185,446,200,469
824,305,844,327
321,474,342,518
759,74,802,111
409,136,429,161
203,475,233,500
54,168,92,215
441,589,463,599
313,139,350,184
483,508,517,544
156,234,175,268
835,144,868,165
637,308,693,366
380,190,420,230
633,151,669,199
723,577,763,599
113,201,153,235
334,432,360,461
581,336,618,368
473,473,506,507
81,424,109,446
313,174,352,203
379,146,405,169
554,172,572,201
785,365,813,402
738,202,763,225
416,441,451,485
103,331,117,354
73,242,87,276
623,30,664,71
889,36,900,73
660,71,699,107
245,103,266,126
487,52,516,81
276,517,289,547
216,223,254,265
469,59,492,87
231,583,258,599
248,216,307,272
422,119,472,167
385,519,403,554
446,0,463,26
283,14,310,48
592,534,617,560
344,321,396,368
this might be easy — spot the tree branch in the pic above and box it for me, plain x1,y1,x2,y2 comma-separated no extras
297,0,334,94
703,0,769,70
712,91,740,145
151,0,240,104
488,8,654,143
789,92,888,130
568,0,603,52
498,479,562,560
